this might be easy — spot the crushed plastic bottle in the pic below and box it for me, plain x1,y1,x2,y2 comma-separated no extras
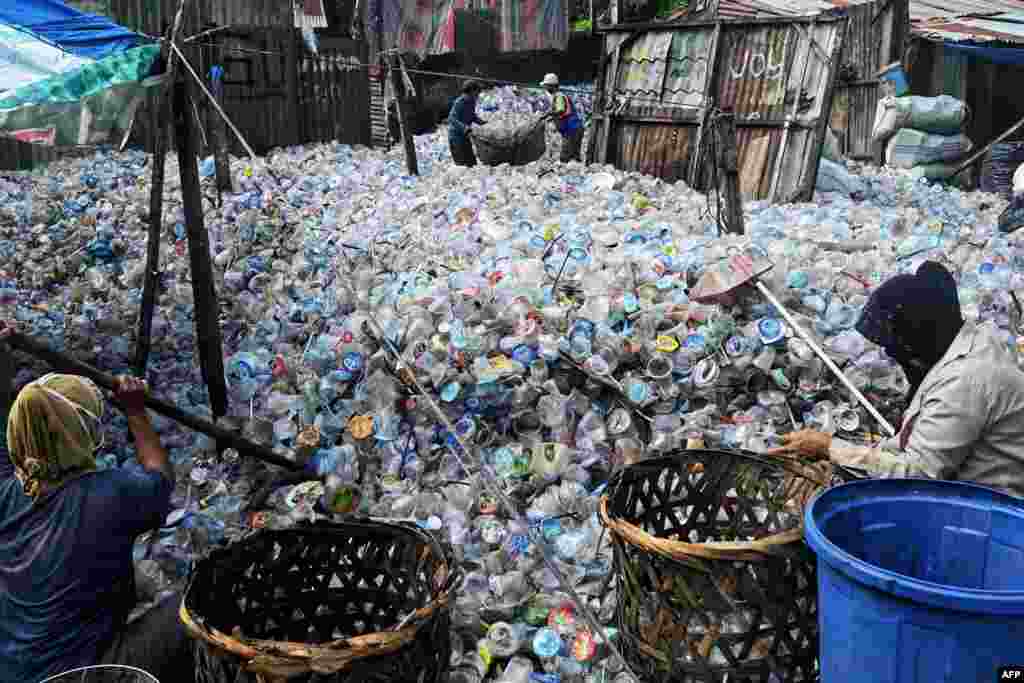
1,81,1018,683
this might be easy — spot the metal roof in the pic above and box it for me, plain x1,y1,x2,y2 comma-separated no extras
712,0,1024,44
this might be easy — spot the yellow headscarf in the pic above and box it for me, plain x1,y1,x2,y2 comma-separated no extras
6,373,105,501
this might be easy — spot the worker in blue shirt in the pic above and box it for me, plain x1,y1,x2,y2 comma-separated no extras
448,80,486,167
0,323,192,683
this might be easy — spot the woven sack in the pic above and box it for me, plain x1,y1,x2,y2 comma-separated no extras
471,115,547,166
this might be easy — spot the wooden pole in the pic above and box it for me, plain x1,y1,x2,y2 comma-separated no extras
713,111,744,235
172,77,229,421
389,53,419,176
135,20,183,378
286,27,301,146
134,116,168,377
952,111,1024,178
208,28,233,193
7,332,302,471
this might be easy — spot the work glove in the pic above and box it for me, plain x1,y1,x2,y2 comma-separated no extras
766,429,833,460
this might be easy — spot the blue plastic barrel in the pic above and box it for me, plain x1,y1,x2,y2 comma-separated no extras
805,479,1024,682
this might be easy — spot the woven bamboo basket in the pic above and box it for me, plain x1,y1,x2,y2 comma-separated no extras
41,665,160,683
471,115,547,166
180,520,458,683
599,449,851,683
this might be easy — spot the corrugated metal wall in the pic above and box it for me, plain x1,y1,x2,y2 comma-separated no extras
0,138,65,172
110,0,371,154
110,0,290,35
829,0,907,160
593,15,846,202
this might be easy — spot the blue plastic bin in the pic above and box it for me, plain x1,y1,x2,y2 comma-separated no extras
804,479,1024,682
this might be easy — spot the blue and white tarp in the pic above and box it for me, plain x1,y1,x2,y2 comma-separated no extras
0,0,161,146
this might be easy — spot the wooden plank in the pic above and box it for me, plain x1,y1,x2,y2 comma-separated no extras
600,45,622,165
801,18,847,200
285,28,301,146
689,21,721,189
173,78,229,421
136,12,183,377
713,112,743,234
209,32,233,193
389,54,419,176
597,13,847,33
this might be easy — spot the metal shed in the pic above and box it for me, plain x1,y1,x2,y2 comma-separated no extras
588,13,847,203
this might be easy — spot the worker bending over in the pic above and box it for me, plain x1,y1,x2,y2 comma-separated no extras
448,80,486,167
542,73,584,163
0,323,193,682
770,261,1024,498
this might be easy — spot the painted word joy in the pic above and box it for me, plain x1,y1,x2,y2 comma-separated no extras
729,45,785,81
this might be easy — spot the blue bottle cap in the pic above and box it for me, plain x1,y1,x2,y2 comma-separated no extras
533,628,563,658
684,334,706,350
627,380,651,404
623,293,640,313
786,271,809,289
572,319,596,339
757,318,785,345
440,382,461,402
342,352,364,372
464,397,483,413
455,416,476,438
512,344,538,365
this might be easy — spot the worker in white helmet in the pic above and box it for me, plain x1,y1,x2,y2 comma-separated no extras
541,73,583,163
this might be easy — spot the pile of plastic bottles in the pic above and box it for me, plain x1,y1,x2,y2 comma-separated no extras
0,81,1020,681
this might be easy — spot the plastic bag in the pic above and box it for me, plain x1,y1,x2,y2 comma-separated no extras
885,129,973,169
816,158,866,196
872,95,970,143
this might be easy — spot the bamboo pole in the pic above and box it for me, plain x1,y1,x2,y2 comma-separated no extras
172,77,229,421
7,332,301,471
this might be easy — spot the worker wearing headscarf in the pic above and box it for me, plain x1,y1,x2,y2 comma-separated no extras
770,261,1024,498
541,74,584,163
6,373,105,500
0,322,193,683
448,80,486,167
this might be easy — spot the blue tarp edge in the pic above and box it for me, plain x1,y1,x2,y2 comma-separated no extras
942,43,1024,67
0,0,149,61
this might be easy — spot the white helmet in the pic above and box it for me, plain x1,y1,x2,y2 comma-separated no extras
541,73,559,87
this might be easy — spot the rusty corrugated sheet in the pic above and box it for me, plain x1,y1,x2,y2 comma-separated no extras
612,123,698,181
716,24,798,121
598,14,845,201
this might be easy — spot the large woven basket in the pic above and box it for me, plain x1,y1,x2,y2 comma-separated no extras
180,520,458,683
471,115,547,166
40,666,160,683
599,449,847,683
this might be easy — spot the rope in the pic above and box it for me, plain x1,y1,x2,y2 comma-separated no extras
160,38,694,110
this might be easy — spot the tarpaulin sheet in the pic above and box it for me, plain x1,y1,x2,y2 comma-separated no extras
0,43,161,146
0,0,146,61
373,0,568,56
0,23,89,96
943,43,1024,67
